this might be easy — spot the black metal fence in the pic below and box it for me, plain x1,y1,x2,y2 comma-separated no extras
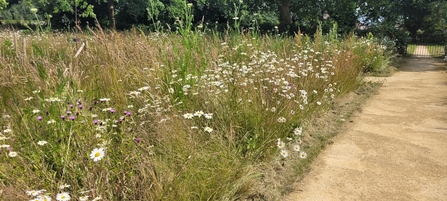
406,44,446,58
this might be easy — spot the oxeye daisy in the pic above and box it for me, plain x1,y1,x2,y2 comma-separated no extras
37,195,52,201
204,113,213,119
8,151,18,157
280,150,289,158
293,144,301,152
277,140,285,149
59,184,70,190
277,117,286,123
204,127,213,133
37,141,48,146
194,110,204,117
293,127,303,135
79,195,89,201
299,151,307,159
183,113,194,119
297,139,303,144
26,189,45,196
56,192,70,201
90,148,105,162
92,196,102,201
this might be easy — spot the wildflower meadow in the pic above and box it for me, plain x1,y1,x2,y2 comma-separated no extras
0,24,394,200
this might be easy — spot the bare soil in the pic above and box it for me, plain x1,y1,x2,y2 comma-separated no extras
285,58,447,201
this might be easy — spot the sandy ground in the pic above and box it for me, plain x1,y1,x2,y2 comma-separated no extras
285,57,447,201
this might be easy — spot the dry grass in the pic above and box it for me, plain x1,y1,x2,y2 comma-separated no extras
0,28,393,200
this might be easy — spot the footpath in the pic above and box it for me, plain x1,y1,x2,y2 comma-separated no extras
285,57,447,201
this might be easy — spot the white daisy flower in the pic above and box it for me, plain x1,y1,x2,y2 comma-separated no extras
79,195,89,201
37,195,52,201
32,109,40,114
37,141,48,146
183,113,194,119
26,189,45,196
194,111,204,117
56,192,70,201
58,184,70,190
293,144,301,152
92,196,102,201
138,86,150,91
8,151,18,157
280,150,289,158
204,127,213,133
293,127,303,135
277,117,286,123
299,151,307,159
277,140,285,149
204,113,213,119
90,148,105,162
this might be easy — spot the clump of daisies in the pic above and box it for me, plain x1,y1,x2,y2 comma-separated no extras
182,111,215,133
276,126,307,159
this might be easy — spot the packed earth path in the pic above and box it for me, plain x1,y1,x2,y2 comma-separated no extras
285,57,447,201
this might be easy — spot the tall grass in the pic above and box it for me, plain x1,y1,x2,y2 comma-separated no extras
0,27,392,200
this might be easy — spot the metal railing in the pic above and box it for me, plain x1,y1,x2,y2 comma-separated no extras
406,44,446,58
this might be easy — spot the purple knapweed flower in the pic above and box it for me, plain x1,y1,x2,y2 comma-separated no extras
61,115,66,120
134,138,141,143
37,116,43,121
110,109,115,113
93,119,99,124
78,105,83,109
69,116,76,121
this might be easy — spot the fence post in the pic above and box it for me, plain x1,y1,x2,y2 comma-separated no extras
444,44,447,60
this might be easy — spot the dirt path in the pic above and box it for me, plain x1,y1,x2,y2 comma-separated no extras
285,58,447,201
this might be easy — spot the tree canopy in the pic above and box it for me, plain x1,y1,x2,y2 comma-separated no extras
0,0,445,44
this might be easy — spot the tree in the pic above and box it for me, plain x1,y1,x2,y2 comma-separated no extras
0,0,7,12
424,0,447,42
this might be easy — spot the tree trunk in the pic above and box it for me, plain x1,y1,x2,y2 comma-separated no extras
278,0,292,33
107,0,116,29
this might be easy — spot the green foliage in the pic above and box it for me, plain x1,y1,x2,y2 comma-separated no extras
0,26,394,200
0,0,7,12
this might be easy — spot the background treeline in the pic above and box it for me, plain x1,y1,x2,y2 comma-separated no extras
1,0,447,50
